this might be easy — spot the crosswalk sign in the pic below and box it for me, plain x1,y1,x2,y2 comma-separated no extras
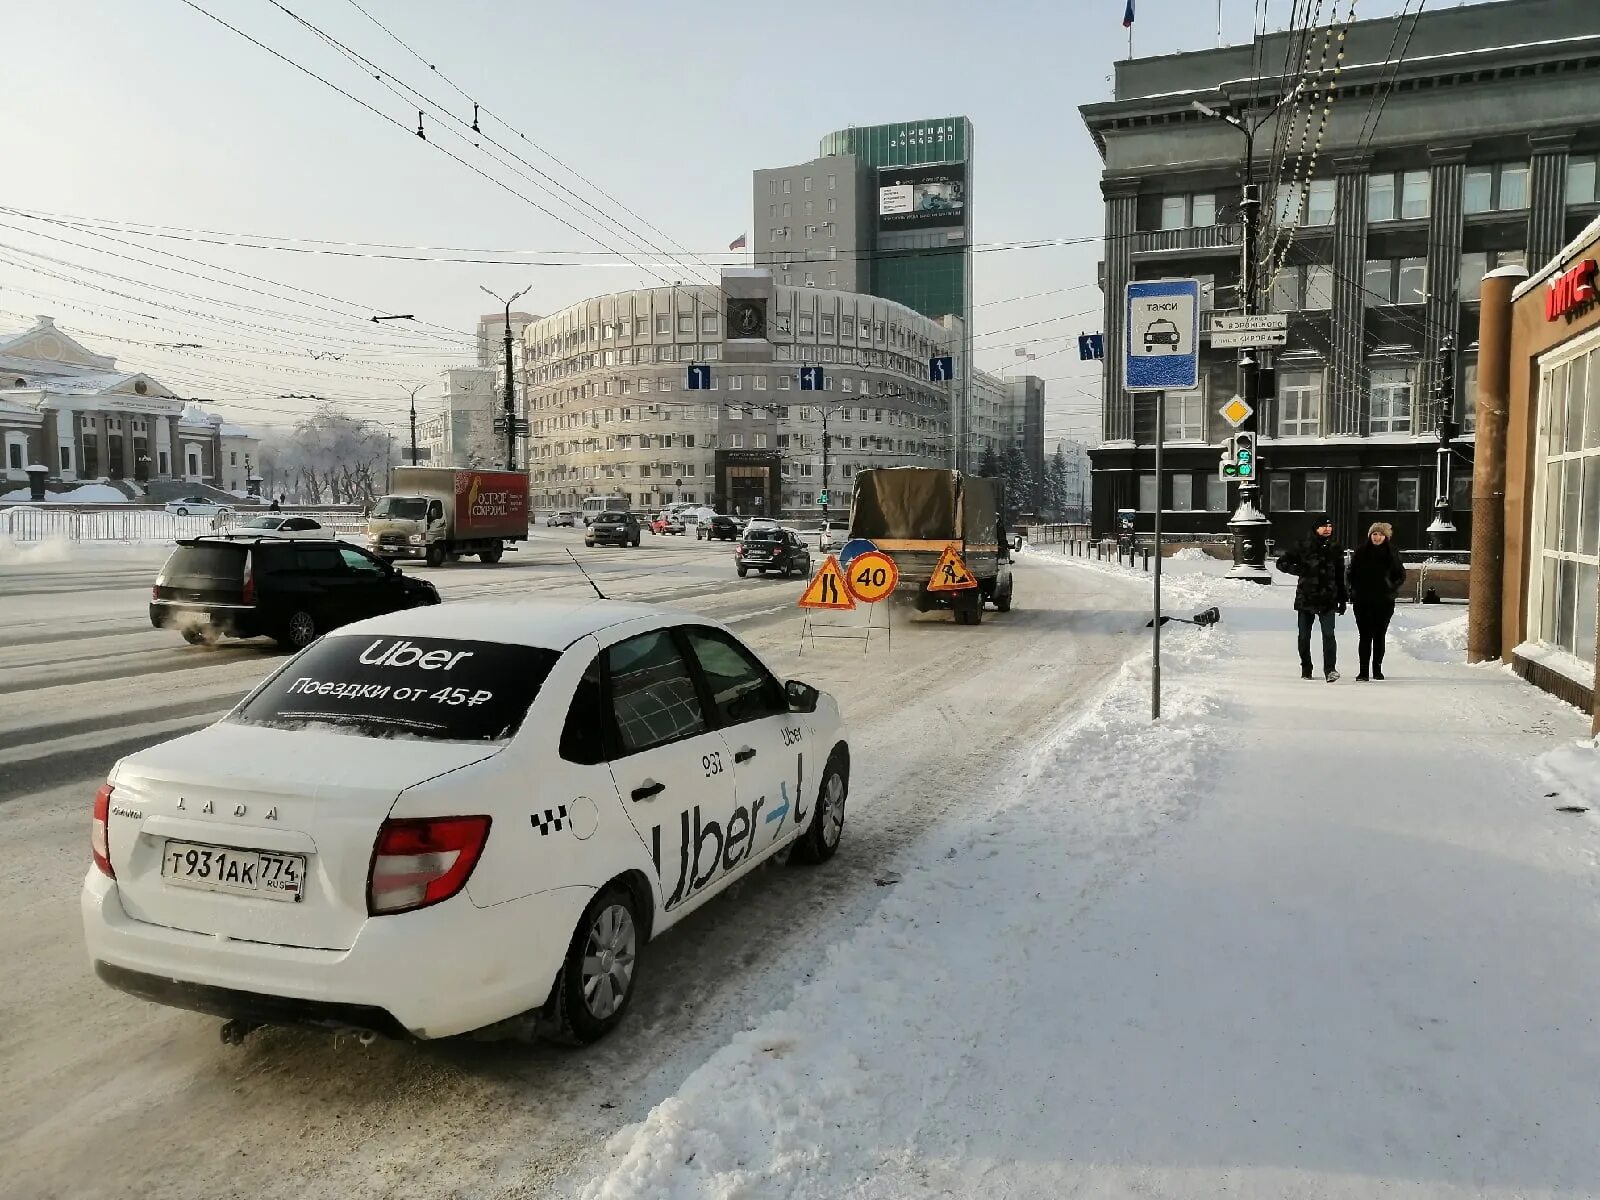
798,555,856,610
926,544,978,592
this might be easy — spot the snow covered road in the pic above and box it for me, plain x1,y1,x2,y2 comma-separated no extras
0,534,1150,1200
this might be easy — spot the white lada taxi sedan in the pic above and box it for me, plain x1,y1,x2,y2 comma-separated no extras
82,599,849,1045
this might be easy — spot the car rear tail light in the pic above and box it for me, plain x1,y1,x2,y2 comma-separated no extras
367,816,491,916
92,783,115,878
241,555,256,606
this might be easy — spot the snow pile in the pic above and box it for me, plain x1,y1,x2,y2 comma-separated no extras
577,623,1228,1200
0,535,74,565
0,483,129,503
1170,544,1214,562
1534,736,1600,812
1390,611,1468,662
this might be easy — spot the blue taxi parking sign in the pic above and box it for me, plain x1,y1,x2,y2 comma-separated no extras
1124,279,1200,392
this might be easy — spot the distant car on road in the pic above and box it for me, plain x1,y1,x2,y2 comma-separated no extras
224,515,333,541
1143,319,1182,352
149,536,439,650
545,511,578,527
164,496,233,518
736,528,812,579
697,515,739,542
649,513,686,535
585,511,642,548
83,599,850,1045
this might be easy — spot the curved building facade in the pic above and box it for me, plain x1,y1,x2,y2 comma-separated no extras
523,270,955,516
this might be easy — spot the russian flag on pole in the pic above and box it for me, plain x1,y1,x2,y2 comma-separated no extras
1123,0,1134,27
728,233,748,250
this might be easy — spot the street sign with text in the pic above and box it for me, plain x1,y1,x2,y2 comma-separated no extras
1210,328,1288,349
1210,314,1288,332
1124,279,1200,392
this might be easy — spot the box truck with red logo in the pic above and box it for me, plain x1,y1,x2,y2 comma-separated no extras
366,467,529,566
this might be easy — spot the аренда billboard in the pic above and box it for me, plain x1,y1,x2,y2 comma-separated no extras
877,164,966,231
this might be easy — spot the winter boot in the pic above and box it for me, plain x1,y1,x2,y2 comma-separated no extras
1373,650,1385,680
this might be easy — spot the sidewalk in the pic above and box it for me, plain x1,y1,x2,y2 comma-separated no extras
570,555,1600,1200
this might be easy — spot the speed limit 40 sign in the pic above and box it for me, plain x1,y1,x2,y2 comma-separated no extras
846,550,899,603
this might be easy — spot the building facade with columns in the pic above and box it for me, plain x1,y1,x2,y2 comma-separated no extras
0,317,242,488
1079,0,1600,545
521,270,956,516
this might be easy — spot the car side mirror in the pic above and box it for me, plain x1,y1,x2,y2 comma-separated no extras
785,679,820,713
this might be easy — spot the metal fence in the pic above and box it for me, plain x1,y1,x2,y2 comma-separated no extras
0,504,367,544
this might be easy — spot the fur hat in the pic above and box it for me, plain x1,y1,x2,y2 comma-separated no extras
1368,521,1394,540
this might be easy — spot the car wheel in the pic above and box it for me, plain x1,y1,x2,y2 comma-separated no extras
737,565,748,578
995,583,1013,613
791,752,847,864
632,536,640,547
175,506,189,516
545,884,640,1045
278,609,317,651
425,544,446,568
480,544,504,564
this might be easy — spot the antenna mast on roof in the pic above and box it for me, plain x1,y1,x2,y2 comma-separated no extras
566,549,607,600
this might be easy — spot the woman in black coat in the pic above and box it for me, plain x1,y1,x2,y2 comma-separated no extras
1346,522,1407,680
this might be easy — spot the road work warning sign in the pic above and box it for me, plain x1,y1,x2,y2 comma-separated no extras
926,544,978,592
798,555,856,610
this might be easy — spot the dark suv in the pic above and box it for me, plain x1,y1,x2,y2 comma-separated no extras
150,537,440,650
735,528,812,578
585,510,641,548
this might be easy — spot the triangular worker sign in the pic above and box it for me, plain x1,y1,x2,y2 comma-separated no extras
798,554,856,610
927,543,978,592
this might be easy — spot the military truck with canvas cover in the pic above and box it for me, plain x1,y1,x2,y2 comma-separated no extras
846,468,1014,625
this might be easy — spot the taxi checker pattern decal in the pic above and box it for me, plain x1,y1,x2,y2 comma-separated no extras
530,805,570,836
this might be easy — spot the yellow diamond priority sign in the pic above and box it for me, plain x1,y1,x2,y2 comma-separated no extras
1220,395,1254,428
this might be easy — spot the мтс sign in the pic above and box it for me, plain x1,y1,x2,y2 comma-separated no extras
1546,259,1597,322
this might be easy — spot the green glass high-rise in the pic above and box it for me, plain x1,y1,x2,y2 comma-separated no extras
818,117,973,324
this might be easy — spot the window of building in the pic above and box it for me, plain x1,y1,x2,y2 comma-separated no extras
6,437,24,471
827,174,837,190
654,315,671,335
1269,476,1292,512
1304,179,1335,226
754,433,768,449
1396,474,1420,511
1305,265,1334,310
1464,161,1530,213
1368,366,1416,434
777,376,791,390
782,179,791,194
1462,360,1478,433
1458,250,1526,302
676,313,694,334
798,314,814,335
1531,344,1600,665
1205,474,1228,512
1170,473,1194,512
1363,259,1393,306
827,271,838,287
1569,155,1599,206
804,176,813,192
1159,193,1216,230
820,314,835,335
827,198,837,214
1304,474,1328,514
1388,258,1424,304
1357,475,1380,511
1278,370,1324,437
1451,473,1472,514
729,433,744,449
1368,173,1396,222
1138,473,1158,512
700,313,717,336
1163,382,1206,441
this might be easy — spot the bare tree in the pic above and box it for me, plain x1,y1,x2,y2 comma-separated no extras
254,405,389,506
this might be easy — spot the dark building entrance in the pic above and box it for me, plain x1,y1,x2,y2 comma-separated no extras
715,449,782,518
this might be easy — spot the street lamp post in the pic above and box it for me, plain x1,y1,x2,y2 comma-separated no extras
480,285,532,471
1427,334,1459,551
1192,84,1302,583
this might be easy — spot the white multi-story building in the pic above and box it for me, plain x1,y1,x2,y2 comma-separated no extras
416,367,506,469
522,270,956,516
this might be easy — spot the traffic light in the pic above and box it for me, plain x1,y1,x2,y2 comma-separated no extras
1233,432,1255,480
1220,433,1256,481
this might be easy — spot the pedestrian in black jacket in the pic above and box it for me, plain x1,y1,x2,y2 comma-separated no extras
1275,514,1347,681
1346,521,1407,680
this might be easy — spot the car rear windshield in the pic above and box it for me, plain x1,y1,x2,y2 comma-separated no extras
161,544,246,584
745,531,783,543
231,635,559,742
371,497,428,519
597,511,628,522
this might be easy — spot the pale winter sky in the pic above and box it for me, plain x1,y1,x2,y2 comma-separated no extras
1,0,1422,445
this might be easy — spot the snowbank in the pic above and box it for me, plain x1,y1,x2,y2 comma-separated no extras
577,622,1227,1199
1390,610,1469,662
1535,736,1600,812
0,483,129,503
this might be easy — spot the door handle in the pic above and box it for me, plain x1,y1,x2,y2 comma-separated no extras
630,779,665,802
734,747,756,764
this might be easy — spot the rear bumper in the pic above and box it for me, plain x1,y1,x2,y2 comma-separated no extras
81,870,591,1040
149,600,260,637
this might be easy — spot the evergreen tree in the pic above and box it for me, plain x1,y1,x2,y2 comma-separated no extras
976,444,1000,479
1048,444,1071,520
1000,445,1033,519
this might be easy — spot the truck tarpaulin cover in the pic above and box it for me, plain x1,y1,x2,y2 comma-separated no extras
849,468,1002,548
